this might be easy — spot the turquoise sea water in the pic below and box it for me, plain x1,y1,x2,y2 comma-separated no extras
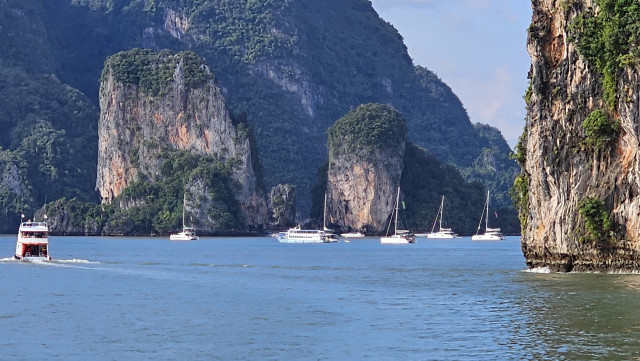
1,235,640,360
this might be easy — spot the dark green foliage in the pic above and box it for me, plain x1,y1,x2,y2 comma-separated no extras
0,0,519,229
115,149,245,235
103,49,213,96
512,127,528,166
579,196,615,243
582,109,620,151
40,197,113,235
463,124,520,209
570,0,640,108
0,65,99,232
401,143,519,235
328,103,407,160
510,172,530,234
310,141,520,235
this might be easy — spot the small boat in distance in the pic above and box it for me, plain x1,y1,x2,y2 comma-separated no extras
380,187,416,244
170,193,199,241
471,190,505,241
340,232,365,238
424,195,457,239
15,217,51,261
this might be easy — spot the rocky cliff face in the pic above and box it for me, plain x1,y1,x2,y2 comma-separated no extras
522,0,640,271
268,184,297,228
326,104,406,234
97,50,268,231
327,149,404,233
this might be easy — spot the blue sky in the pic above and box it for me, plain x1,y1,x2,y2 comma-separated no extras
369,0,532,149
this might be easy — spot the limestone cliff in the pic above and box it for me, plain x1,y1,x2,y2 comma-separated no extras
96,49,268,232
268,184,297,228
326,104,406,234
521,0,640,271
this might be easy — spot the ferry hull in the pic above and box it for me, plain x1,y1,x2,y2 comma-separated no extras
15,221,51,260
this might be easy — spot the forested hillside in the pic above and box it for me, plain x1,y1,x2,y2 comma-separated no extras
0,0,519,232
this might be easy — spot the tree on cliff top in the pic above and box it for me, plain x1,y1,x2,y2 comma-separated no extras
328,103,407,160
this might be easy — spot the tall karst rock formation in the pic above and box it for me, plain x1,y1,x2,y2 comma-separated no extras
521,0,640,271
97,49,267,232
326,104,406,234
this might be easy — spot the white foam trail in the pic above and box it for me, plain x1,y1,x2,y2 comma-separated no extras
54,259,99,264
523,267,551,273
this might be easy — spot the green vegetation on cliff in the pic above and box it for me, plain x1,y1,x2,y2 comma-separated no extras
313,104,520,235
103,49,213,96
579,196,616,243
117,149,246,234
570,0,640,108
42,149,246,235
582,109,620,151
0,65,99,232
0,0,519,232
328,103,407,160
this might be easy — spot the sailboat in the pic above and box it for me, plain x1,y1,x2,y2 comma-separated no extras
380,187,416,244
170,193,199,241
471,190,505,241
424,195,457,239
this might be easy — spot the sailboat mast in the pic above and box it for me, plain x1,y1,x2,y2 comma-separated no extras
323,192,328,230
182,193,186,228
485,190,490,231
394,187,400,235
439,195,444,231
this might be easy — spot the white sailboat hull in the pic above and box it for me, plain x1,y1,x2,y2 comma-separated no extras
169,232,199,241
380,234,416,244
424,232,456,239
472,191,504,241
340,232,365,238
471,231,505,241
379,187,416,244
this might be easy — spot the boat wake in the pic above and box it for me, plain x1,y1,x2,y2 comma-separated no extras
1,257,98,265
53,259,99,264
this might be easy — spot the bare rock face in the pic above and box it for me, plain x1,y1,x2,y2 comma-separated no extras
521,0,640,271
326,104,407,233
96,49,268,231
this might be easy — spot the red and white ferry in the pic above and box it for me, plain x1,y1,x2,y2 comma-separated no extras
15,219,51,261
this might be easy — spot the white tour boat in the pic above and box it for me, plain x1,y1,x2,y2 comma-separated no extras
15,219,51,261
277,226,330,243
170,193,199,241
380,187,416,244
278,193,338,243
424,195,458,239
471,190,505,241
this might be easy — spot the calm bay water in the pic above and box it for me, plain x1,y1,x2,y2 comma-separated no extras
2,235,640,360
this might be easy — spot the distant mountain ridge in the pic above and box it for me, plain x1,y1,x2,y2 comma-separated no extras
0,0,519,232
